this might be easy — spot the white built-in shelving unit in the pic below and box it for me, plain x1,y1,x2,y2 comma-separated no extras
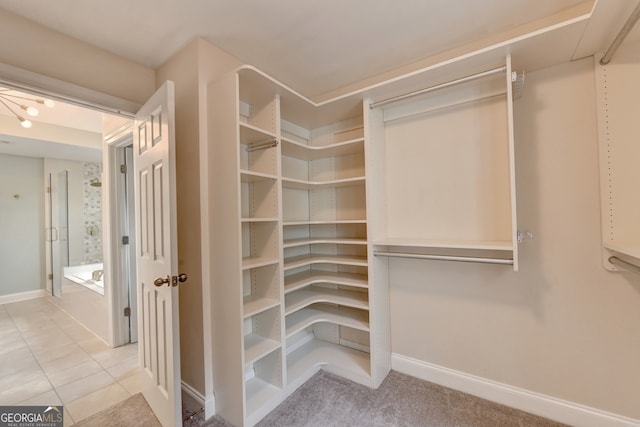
201,3,640,424
208,67,390,427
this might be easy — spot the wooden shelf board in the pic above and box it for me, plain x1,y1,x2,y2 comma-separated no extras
240,170,277,182
284,271,368,294
239,122,276,145
242,256,279,270
283,220,367,226
281,136,364,161
285,287,368,315
244,334,281,366
285,305,369,337
373,238,514,251
284,254,368,271
245,376,281,417
283,237,367,249
243,296,280,319
281,176,365,190
604,242,640,260
286,340,370,386
241,217,279,223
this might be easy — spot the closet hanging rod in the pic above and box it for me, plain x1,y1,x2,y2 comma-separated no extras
383,91,505,125
245,139,278,152
374,251,513,265
608,256,640,274
600,2,640,65
369,66,507,109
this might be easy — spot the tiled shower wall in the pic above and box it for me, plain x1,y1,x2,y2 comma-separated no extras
83,162,102,264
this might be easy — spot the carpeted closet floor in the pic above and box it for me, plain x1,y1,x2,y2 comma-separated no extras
80,370,567,426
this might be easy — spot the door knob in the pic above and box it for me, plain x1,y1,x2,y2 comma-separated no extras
154,274,188,287
154,275,170,287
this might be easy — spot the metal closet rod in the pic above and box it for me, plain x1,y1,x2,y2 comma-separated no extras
609,256,640,274
246,139,278,152
600,2,640,65
369,65,507,109
374,251,514,265
383,91,506,125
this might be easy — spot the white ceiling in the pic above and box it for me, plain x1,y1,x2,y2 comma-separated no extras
0,88,103,162
0,0,588,98
0,88,102,133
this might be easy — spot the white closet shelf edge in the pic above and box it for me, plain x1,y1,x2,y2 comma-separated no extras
372,238,514,251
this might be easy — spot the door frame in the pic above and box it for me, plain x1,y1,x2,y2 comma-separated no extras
104,125,138,346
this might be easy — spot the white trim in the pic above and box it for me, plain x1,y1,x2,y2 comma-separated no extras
392,354,640,427
181,381,205,406
105,134,135,347
182,380,215,417
0,289,47,305
0,62,139,115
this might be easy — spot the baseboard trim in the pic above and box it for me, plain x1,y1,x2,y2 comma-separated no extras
392,354,640,427
0,289,46,305
181,380,216,419
181,381,205,406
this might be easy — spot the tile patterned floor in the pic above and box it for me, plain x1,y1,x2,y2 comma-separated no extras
0,297,140,426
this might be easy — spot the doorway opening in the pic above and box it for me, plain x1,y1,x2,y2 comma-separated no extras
0,83,137,348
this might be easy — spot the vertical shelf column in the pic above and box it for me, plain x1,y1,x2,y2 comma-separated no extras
209,72,285,427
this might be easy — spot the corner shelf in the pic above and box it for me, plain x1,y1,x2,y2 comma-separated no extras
283,237,367,249
283,254,368,271
286,339,371,387
284,270,369,294
281,136,364,160
285,304,370,337
285,286,369,315
281,177,365,190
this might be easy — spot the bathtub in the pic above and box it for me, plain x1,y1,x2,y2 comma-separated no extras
63,263,104,295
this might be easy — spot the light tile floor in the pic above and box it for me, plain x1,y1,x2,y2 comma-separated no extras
0,297,140,426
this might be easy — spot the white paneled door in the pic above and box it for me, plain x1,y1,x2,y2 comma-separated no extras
133,81,182,427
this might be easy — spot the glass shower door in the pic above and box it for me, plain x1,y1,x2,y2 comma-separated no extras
50,170,69,298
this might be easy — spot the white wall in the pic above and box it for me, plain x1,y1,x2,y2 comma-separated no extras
0,8,154,105
388,57,640,419
0,154,45,296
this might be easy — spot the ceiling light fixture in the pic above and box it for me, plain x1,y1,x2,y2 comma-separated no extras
0,88,55,128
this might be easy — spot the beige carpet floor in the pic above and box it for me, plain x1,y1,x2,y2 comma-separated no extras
72,393,160,427
74,370,568,427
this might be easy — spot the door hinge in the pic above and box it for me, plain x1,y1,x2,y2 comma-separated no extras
122,235,129,245
46,186,51,193
124,307,131,317
120,164,127,174
48,273,53,280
